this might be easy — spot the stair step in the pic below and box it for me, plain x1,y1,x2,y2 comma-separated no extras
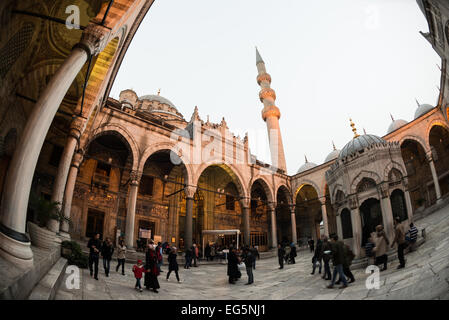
28,257,68,300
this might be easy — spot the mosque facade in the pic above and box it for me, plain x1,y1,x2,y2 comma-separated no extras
0,0,448,276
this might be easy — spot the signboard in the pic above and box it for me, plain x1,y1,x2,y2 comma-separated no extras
171,237,176,243
139,228,151,239
154,235,162,244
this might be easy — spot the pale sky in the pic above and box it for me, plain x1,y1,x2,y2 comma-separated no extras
111,0,441,176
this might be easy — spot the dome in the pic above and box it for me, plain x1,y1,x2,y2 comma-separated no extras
387,119,408,134
297,161,317,174
414,103,434,119
139,95,177,109
324,149,340,163
339,134,386,159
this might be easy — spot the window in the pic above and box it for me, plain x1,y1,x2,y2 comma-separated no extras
226,194,235,210
49,145,64,167
139,176,154,196
341,208,353,239
95,161,111,176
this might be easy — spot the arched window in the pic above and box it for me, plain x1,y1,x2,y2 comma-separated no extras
356,178,376,193
390,189,407,222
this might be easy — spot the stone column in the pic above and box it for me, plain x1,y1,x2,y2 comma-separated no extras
125,171,140,250
184,186,196,250
404,190,414,222
427,152,442,203
240,197,251,246
379,183,394,241
349,196,362,257
59,151,84,240
0,24,110,267
269,203,277,248
320,201,329,237
48,117,86,233
290,207,297,244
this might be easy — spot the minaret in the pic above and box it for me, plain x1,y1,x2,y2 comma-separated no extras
256,48,287,172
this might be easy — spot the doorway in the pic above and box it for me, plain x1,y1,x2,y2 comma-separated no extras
359,198,382,247
86,209,105,239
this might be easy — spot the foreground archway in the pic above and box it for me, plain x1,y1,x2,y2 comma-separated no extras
295,184,321,245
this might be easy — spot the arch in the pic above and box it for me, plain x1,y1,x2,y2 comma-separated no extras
426,120,449,144
399,135,429,153
139,141,193,186
84,123,139,171
194,163,248,200
249,176,274,204
275,184,292,205
294,179,322,200
351,171,381,194
383,161,406,182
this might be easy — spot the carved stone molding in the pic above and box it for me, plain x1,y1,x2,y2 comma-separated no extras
239,197,251,209
378,182,389,199
69,117,86,140
75,24,111,57
184,185,196,199
348,195,358,210
129,170,141,186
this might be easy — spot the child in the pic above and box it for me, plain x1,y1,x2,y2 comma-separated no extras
132,259,145,292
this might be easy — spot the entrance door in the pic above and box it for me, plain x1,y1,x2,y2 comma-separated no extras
86,209,105,239
360,198,382,247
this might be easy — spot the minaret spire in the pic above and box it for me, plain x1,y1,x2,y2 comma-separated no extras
255,47,287,172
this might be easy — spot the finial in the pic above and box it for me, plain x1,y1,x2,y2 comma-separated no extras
363,128,367,135
256,46,264,64
157,88,161,96
207,115,210,123
349,118,360,139
415,98,420,107
304,155,308,163
332,141,336,151
390,113,394,122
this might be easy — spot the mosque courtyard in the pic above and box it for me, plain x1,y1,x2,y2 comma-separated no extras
54,204,449,300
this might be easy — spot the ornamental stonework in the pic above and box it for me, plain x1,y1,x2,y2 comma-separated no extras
257,73,271,85
259,88,276,102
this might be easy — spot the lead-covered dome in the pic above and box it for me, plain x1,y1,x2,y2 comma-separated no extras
387,119,408,134
297,158,317,174
324,149,340,162
339,134,386,159
139,95,176,108
139,94,184,120
414,103,434,119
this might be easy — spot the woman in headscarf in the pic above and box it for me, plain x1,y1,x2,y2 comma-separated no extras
144,243,160,293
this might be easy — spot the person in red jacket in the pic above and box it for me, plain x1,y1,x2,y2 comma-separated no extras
132,259,145,292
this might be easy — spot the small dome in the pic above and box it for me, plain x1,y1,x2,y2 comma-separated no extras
339,134,386,159
324,149,340,163
297,161,317,174
414,103,434,119
387,119,408,134
139,95,177,109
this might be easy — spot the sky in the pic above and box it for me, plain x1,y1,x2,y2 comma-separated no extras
110,0,441,176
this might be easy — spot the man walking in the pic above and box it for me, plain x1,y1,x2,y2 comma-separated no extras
373,225,389,271
321,236,332,280
327,234,348,289
87,233,102,280
278,244,285,269
391,217,407,269
311,237,323,275
100,237,114,277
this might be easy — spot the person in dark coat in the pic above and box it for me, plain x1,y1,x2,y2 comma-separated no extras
308,238,315,252
227,247,240,284
336,244,355,284
205,243,211,261
251,245,260,269
321,236,332,280
311,238,323,274
327,234,347,289
289,242,297,264
184,246,193,269
144,244,160,293
242,246,255,285
100,237,114,277
277,244,285,269
166,247,181,282
87,233,102,280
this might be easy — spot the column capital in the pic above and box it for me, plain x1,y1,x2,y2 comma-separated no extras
129,170,141,186
425,150,434,163
71,151,84,169
74,24,111,58
184,185,196,199
239,197,251,209
348,195,358,210
267,202,276,211
378,182,389,199
69,116,87,140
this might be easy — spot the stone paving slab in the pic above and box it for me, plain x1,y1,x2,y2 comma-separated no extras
54,204,449,300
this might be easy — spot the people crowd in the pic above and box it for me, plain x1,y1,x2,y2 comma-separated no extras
85,218,418,294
